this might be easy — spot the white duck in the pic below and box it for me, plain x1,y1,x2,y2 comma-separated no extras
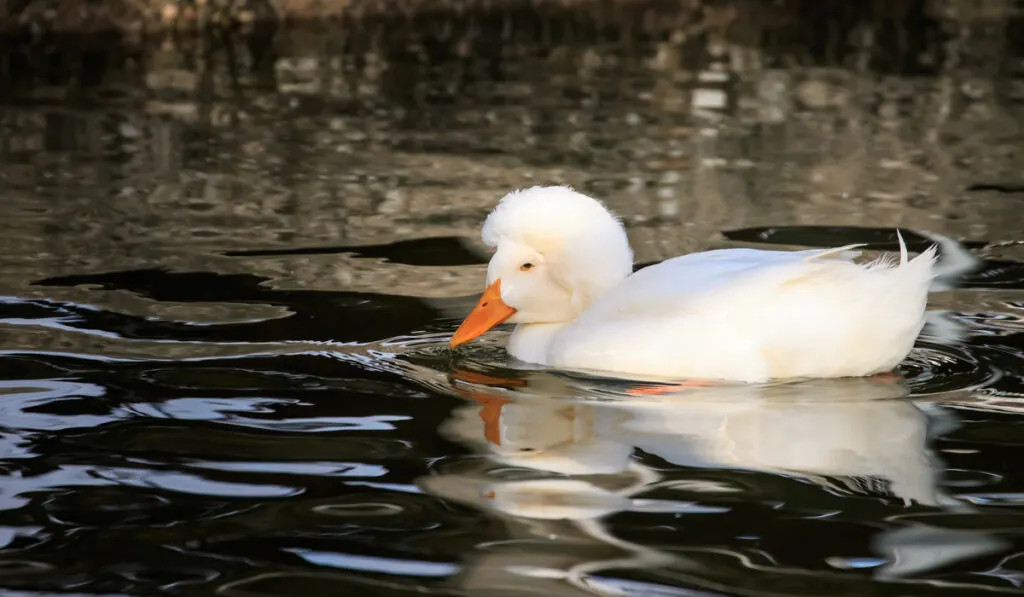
450,186,939,383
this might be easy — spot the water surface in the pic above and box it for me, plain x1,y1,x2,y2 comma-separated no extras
1,2,1024,595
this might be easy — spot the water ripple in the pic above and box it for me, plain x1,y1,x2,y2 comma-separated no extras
0,8,1022,596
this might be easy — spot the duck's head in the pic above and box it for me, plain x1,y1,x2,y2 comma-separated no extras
450,186,633,348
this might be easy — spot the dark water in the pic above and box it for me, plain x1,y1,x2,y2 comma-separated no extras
2,1,1024,595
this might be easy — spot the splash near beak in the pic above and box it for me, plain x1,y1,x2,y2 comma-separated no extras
450,279,517,348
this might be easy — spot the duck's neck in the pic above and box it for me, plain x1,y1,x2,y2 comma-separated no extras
507,322,570,364
507,270,630,364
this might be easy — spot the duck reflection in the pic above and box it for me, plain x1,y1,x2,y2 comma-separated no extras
416,369,967,594
413,366,1007,593
445,372,949,504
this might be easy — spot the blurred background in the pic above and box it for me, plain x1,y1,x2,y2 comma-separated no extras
0,1,1023,596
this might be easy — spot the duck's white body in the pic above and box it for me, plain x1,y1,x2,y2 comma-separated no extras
451,186,938,383
513,244,936,382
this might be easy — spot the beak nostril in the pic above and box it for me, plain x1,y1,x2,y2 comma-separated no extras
482,302,488,307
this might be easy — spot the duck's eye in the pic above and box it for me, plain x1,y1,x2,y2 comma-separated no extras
520,263,534,272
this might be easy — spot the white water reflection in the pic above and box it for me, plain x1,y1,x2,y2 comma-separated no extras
416,370,979,594
444,374,952,504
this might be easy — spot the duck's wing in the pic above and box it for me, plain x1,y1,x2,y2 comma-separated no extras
577,245,865,324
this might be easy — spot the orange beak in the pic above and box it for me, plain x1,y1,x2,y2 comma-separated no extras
450,279,517,348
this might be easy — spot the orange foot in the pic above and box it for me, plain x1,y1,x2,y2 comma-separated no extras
627,379,721,396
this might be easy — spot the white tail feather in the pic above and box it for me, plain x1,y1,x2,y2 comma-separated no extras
896,229,908,266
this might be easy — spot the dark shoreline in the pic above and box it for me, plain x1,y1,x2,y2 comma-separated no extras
2,0,688,36
1,0,1019,97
